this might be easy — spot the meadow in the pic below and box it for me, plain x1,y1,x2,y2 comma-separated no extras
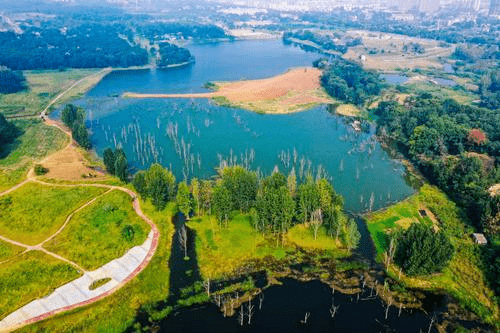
0,183,106,245
0,251,81,320
45,190,151,270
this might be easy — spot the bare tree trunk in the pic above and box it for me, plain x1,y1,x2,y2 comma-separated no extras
239,306,245,326
247,299,254,325
179,225,188,258
259,293,264,310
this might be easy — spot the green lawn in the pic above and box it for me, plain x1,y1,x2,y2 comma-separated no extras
0,240,23,262
188,214,290,279
189,213,350,279
19,201,175,333
0,119,68,191
0,183,106,245
366,184,499,326
45,190,150,270
0,69,101,117
0,251,81,320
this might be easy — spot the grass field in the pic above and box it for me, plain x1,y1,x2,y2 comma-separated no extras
17,201,175,333
0,183,106,245
0,251,81,320
0,69,103,118
0,119,68,191
0,240,23,263
45,190,151,270
189,213,350,279
404,81,476,105
366,184,500,326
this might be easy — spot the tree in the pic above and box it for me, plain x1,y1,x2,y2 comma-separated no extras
287,168,297,198
191,178,200,216
344,218,361,252
310,208,323,240
0,113,20,147
219,166,258,212
103,147,116,174
0,67,26,94
72,122,91,149
212,185,231,226
298,176,320,223
177,181,192,218
114,149,128,182
132,171,147,199
394,223,454,276
61,104,84,128
145,163,176,211
200,180,213,215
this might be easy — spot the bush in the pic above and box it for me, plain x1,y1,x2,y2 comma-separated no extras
394,223,454,276
34,164,49,176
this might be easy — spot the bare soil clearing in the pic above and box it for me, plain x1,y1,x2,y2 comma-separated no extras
124,67,336,114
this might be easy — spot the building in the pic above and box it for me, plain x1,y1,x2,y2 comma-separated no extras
472,233,488,245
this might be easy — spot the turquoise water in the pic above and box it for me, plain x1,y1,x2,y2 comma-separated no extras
81,40,414,213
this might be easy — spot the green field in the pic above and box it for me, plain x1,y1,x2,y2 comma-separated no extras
18,201,175,333
0,183,106,245
189,213,350,279
0,240,24,263
0,69,102,118
45,190,151,270
366,184,499,326
0,119,68,191
0,251,81,320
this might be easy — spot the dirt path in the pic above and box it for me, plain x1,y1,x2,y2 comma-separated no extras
0,96,160,332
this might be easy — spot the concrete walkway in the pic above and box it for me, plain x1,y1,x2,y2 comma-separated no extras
0,229,157,332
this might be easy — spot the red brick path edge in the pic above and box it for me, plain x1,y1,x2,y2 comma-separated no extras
4,196,160,333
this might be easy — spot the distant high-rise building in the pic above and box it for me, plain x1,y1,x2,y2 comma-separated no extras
491,0,500,15
396,0,415,11
418,0,441,12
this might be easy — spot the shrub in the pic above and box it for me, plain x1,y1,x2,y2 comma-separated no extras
34,164,49,176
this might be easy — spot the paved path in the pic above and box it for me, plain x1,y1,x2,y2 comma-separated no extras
0,107,160,332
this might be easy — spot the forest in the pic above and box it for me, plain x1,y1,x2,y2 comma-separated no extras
130,164,360,250
319,59,384,106
137,23,230,42
0,67,26,94
158,43,195,68
0,24,148,70
283,30,362,54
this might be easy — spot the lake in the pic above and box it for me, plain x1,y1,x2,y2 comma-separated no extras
80,40,414,213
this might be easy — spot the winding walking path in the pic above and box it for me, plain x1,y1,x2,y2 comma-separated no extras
0,80,160,332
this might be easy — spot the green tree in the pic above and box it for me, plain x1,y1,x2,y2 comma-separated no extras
287,168,297,198
212,185,231,227
395,223,454,276
177,181,192,218
200,180,213,215
344,218,361,252
219,166,258,212
191,178,200,216
114,149,128,182
298,176,320,223
72,122,91,149
61,104,84,128
0,113,20,147
145,164,176,211
103,147,116,174
132,171,147,199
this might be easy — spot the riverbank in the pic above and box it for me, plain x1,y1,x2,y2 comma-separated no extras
123,67,337,114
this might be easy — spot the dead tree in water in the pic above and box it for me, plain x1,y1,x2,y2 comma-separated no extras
259,293,264,310
203,279,210,297
330,305,340,318
238,306,245,326
247,299,255,325
385,297,392,320
300,312,310,324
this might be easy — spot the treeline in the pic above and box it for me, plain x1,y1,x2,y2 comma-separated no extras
0,24,148,70
133,164,360,250
138,23,230,41
0,67,26,94
103,147,129,182
61,104,91,149
283,30,362,54
319,59,384,106
158,43,194,68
